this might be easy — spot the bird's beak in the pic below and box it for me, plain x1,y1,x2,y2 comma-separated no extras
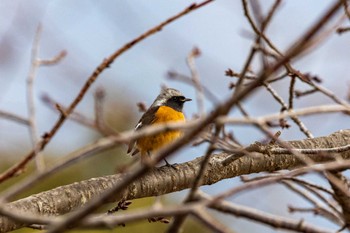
184,98,192,102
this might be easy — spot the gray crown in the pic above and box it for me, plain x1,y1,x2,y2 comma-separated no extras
151,88,184,108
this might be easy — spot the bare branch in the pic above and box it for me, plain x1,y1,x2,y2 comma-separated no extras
26,25,66,171
0,130,349,232
0,110,29,126
186,47,206,115
198,191,333,233
0,0,214,184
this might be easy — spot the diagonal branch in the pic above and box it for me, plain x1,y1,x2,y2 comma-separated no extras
0,0,214,184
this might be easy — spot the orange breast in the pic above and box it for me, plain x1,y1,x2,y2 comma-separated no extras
137,106,186,155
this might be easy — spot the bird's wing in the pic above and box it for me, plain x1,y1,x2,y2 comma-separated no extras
127,106,159,154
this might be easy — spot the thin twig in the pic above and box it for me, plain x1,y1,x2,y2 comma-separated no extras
325,171,350,229
26,26,67,172
167,126,221,233
26,25,45,171
309,81,350,109
30,3,218,232
5,1,342,232
0,110,29,125
186,47,206,115
192,207,234,233
288,76,296,109
167,71,219,104
287,179,343,220
282,181,343,225
342,0,350,20
337,27,350,34
217,104,350,126
197,191,333,233
41,93,100,132
263,82,313,138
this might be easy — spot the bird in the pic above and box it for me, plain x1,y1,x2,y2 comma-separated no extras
127,88,191,166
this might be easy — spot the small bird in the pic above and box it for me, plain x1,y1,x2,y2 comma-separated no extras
127,88,191,166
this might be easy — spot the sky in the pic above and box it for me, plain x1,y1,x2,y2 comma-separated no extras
0,1,349,232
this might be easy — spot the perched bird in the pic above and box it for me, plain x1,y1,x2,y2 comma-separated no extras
127,88,191,165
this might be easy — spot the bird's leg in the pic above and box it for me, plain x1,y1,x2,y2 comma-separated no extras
140,151,153,167
164,158,177,169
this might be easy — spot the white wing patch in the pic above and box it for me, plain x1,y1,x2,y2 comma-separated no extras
135,122,142,130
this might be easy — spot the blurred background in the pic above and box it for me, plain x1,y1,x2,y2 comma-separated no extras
0,0,349,232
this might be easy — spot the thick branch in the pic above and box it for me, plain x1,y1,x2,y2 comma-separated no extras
0,130,349,232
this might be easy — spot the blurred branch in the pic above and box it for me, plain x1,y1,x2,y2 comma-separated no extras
263,82,313,138
285,178,342,220
0,197,333,233
167,70,219,104
26,25,66,171
0,136,119,201
186,47,206,115
337,26,350,34
198,191,333,233
191,206,235,233
44,2,345,231
41,92,118,136
0,0,214,184
168,125,221,232
342,0,350,20
281,180,343,225
0,119,212,201
168,1,283,226
26,25,44,171
0,130,349,232
217,104,350,126
326,172,350,230
41,93,98,131
93,87,110,133
0,1,348,233
0,110,29,126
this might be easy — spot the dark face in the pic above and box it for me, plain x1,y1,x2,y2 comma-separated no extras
165,95,191,112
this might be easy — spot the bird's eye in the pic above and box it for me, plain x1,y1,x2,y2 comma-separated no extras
179,96,186,101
